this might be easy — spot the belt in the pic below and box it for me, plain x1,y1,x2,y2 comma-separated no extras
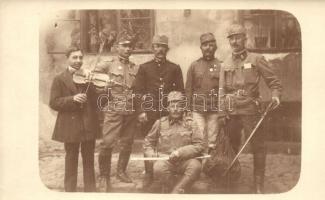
233,89,248,96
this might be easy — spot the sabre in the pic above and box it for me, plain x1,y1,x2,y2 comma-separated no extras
222,101,274,176
130,155,211,161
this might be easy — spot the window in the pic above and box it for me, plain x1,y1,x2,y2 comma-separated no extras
80,10,155,54
239,10,301,52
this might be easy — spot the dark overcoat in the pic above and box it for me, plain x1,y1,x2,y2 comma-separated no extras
49,69,101,143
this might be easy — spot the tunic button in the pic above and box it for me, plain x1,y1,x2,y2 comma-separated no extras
209,68,213,72
160,78,163,81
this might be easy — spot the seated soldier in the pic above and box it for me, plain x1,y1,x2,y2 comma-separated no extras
143,91,204,193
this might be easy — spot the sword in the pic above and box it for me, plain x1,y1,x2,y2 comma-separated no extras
130,155,211,161
222,101,274,176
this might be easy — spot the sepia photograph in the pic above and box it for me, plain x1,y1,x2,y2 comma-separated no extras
38,9,302,194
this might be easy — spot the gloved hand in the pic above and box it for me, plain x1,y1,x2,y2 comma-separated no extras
138,112,148,123
169,150,180,163
270,96,280,110
208,144,216,154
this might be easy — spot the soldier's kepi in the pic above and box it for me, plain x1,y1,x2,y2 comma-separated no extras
219,23,282,193
95,35,140,192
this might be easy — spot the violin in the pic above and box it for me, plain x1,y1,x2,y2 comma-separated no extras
72,39,126,94
73,69,125,90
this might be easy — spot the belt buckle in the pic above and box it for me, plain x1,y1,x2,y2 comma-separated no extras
237,89,245,96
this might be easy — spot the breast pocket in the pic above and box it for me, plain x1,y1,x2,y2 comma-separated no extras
193,72,204,89
178,130,192,145
208,69,220,87
243,68,258,84
160,131,171,142
224,69,235,90
109,68,124,84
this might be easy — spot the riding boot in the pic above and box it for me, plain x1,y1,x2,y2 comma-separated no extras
161,174,175,194
171,176,194,194
98,149,112,192
254,175,264,194
116,150,133,183
142,161,154,191
253,152,266,194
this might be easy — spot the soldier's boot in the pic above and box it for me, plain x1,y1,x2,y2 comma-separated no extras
254,175,264,194
142,161,154,191
161,174,175,194
253,152,266,194
171,176,194,194
116,150,133,183
98,149,112,192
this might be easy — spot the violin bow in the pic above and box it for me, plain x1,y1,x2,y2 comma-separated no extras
83,38,106,94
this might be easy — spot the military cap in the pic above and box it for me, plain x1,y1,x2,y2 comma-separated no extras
167,91,185,102
152,35,169,46
227,24,246,38
200,33,216,44
118,34,133,45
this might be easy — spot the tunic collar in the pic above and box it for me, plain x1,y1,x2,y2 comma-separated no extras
154,57,166,65
168,115,184,125
232,49,247,61
118,56,129,64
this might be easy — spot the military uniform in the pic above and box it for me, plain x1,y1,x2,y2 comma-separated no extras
220,24,282,193
133,58,185,133
133,35,185,189
133,35,184,136
143,95,204,193
95,50,139,187
185,33,223,150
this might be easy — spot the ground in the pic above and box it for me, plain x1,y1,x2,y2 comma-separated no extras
39,138,301,194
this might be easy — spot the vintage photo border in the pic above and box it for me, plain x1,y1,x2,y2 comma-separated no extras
0,0,323,200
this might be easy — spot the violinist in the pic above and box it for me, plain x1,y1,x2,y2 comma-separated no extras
49,46,101,192
95,36,139,191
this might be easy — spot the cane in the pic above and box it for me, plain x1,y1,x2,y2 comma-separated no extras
222,101,274,176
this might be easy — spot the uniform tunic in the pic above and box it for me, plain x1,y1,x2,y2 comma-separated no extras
143,116,204,189
143,116,204,158
133,59,184,136
219,50,282,178
185,57,223,148
185,57,222,111
95,56,139,150
219,51,282,115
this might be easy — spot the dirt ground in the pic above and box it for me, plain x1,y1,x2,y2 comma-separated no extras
39,137,301,194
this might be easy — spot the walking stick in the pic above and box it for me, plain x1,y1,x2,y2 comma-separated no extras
222,101,274,176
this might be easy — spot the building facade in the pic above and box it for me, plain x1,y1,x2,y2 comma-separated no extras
40,10,301,142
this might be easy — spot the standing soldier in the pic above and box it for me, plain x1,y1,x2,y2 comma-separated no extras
133,35,185,189
95,36,139,191
49,46,101,192
219,24,282,193
143,91,204,193
185,33,223,153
